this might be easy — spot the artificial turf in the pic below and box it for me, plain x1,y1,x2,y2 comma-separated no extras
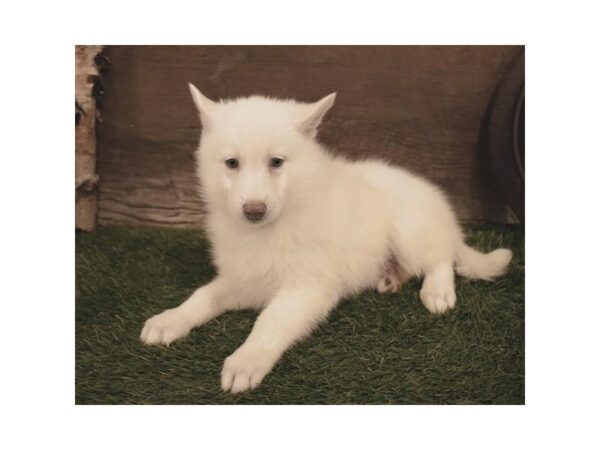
75,224,524,404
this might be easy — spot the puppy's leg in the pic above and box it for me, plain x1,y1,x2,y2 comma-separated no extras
141,276,233,346
419,262,456,314
377,257,412,294
221,287,337,393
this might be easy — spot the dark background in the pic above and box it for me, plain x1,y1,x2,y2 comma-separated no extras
96,45,524,228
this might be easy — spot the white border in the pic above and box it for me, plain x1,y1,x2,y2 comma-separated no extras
2,0,600,448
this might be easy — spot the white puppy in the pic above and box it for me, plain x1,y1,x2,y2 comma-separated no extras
140,85,513,393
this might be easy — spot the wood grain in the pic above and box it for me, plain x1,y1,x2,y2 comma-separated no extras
97,45,523,228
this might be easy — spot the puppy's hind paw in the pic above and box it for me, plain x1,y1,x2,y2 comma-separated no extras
377,275,402,294
419,287,456,314
376,257,409,294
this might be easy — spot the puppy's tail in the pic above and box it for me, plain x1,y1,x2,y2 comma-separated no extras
455,243,513,281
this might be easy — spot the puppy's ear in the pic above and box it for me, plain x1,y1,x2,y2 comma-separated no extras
188,83,216,127
298,92,337,137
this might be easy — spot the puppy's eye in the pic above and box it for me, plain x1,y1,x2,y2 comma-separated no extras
225,158,239,169
270,157,284,168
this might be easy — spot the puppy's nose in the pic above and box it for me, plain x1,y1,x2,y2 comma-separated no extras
243,202,267,222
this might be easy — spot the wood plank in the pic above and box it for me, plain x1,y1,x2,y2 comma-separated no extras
97,45,523,228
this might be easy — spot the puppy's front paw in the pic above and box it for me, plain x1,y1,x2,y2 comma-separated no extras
221,345,277,394
419,287,456,314
140,308,192,346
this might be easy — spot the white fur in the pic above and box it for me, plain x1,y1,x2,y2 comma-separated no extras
141,84,513,393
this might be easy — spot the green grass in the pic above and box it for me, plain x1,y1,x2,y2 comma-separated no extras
76,224,524,404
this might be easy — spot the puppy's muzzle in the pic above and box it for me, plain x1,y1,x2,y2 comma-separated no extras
243,202,267,222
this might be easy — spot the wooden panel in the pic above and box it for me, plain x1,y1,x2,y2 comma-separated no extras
97,45,523,228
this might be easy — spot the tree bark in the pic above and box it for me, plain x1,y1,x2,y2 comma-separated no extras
75,45,102,231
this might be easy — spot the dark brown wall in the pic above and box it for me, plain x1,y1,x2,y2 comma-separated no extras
97,45,523,228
